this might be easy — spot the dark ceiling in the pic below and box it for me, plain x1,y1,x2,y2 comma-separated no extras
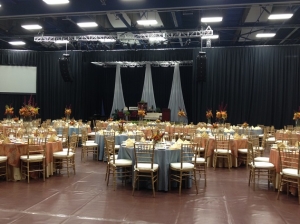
0,0,299,51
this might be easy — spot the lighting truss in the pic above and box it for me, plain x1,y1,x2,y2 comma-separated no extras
34,26,213,43
91,60,193,67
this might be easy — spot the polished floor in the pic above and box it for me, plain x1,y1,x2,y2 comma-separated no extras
0,148,300,224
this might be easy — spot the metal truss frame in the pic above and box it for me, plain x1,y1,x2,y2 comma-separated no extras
91,60,193,67
34,27,213,43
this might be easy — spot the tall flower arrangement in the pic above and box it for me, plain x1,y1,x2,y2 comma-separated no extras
138,109,145,117
65,105,72,117
178,108,186,117
152,129,165,144
216,102,227,123
4,105,14,117
206,109,213,123
206,109,213,119
19,95,39,119
293,106,300,127
118,120,126,133
293,106,300,120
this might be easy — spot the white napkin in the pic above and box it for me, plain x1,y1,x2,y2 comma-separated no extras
233,133,241,140
201,132,209,138
125,139,135,147
176,138,183,144
169,143,181,149
3,137,11,144
140,137,146,142
127,131,134,135
48,134,58,142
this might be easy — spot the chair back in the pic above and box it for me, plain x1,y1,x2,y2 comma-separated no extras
215,134,230,150
192,136,209,158
26,137,46,159
247,141,255,165
68,133,78,154
105,138,117,163
180,143,198,169
278,145,300,175
104,130,115,140
133,143,155,169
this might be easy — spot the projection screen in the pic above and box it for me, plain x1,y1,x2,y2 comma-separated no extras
0,65,37,93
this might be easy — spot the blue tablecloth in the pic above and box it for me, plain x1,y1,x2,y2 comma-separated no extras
55,126,88,136
95,133,128,160
236,129,263,136
118,146,192,191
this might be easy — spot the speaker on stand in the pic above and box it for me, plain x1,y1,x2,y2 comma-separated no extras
59,54,73,82
196,52,206,82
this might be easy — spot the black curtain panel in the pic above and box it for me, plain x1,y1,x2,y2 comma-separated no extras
192,46,300,128
1,46,300,128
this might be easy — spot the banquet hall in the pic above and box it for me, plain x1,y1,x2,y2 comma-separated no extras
1,0,300,223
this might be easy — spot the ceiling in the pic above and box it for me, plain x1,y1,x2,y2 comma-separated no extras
0,0,299,51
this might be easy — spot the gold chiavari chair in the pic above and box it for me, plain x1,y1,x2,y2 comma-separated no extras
213,135,232,170
169,143,198,195
248,141,275,191
20,137,47,183
276,145,300,204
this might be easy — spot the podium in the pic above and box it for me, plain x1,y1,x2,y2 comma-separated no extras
162,108,171,121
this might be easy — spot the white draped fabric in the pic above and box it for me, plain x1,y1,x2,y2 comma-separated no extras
110,64,125,116
141,63,156,110
168,63,188,123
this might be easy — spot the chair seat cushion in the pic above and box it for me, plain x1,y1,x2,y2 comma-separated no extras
238,148,248,153
266,137,275,142
250,161,274,168
82,142,98,147
20,155,44,161
135,163,159,171
86,140,95,143
110,155,118,160
53,151,74,158
254,157,269,162
282,168,300,177
0,156,8,162
193,157,205,163
214,149,232,154
115,145,120,149
110,159,132,166
198,147,204,152
170,162,194,169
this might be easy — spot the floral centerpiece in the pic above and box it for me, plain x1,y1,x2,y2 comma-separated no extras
293,107,300,126
178,108,186,117
178,108,186,124
242,122,249,128
118,120,126,133
19,95,39,121
212,123,218,129
65,105,71,119
156,119,161,123
138,109,146,122
107,117,113,122
206,109,213,124
4,105,14,119
216,102,227,124
152,129,165,144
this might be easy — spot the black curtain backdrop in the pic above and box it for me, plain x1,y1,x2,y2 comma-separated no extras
0,46,299,128
192,46,300,128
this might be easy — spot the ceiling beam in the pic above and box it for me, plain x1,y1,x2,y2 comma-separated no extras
0,0,298,19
